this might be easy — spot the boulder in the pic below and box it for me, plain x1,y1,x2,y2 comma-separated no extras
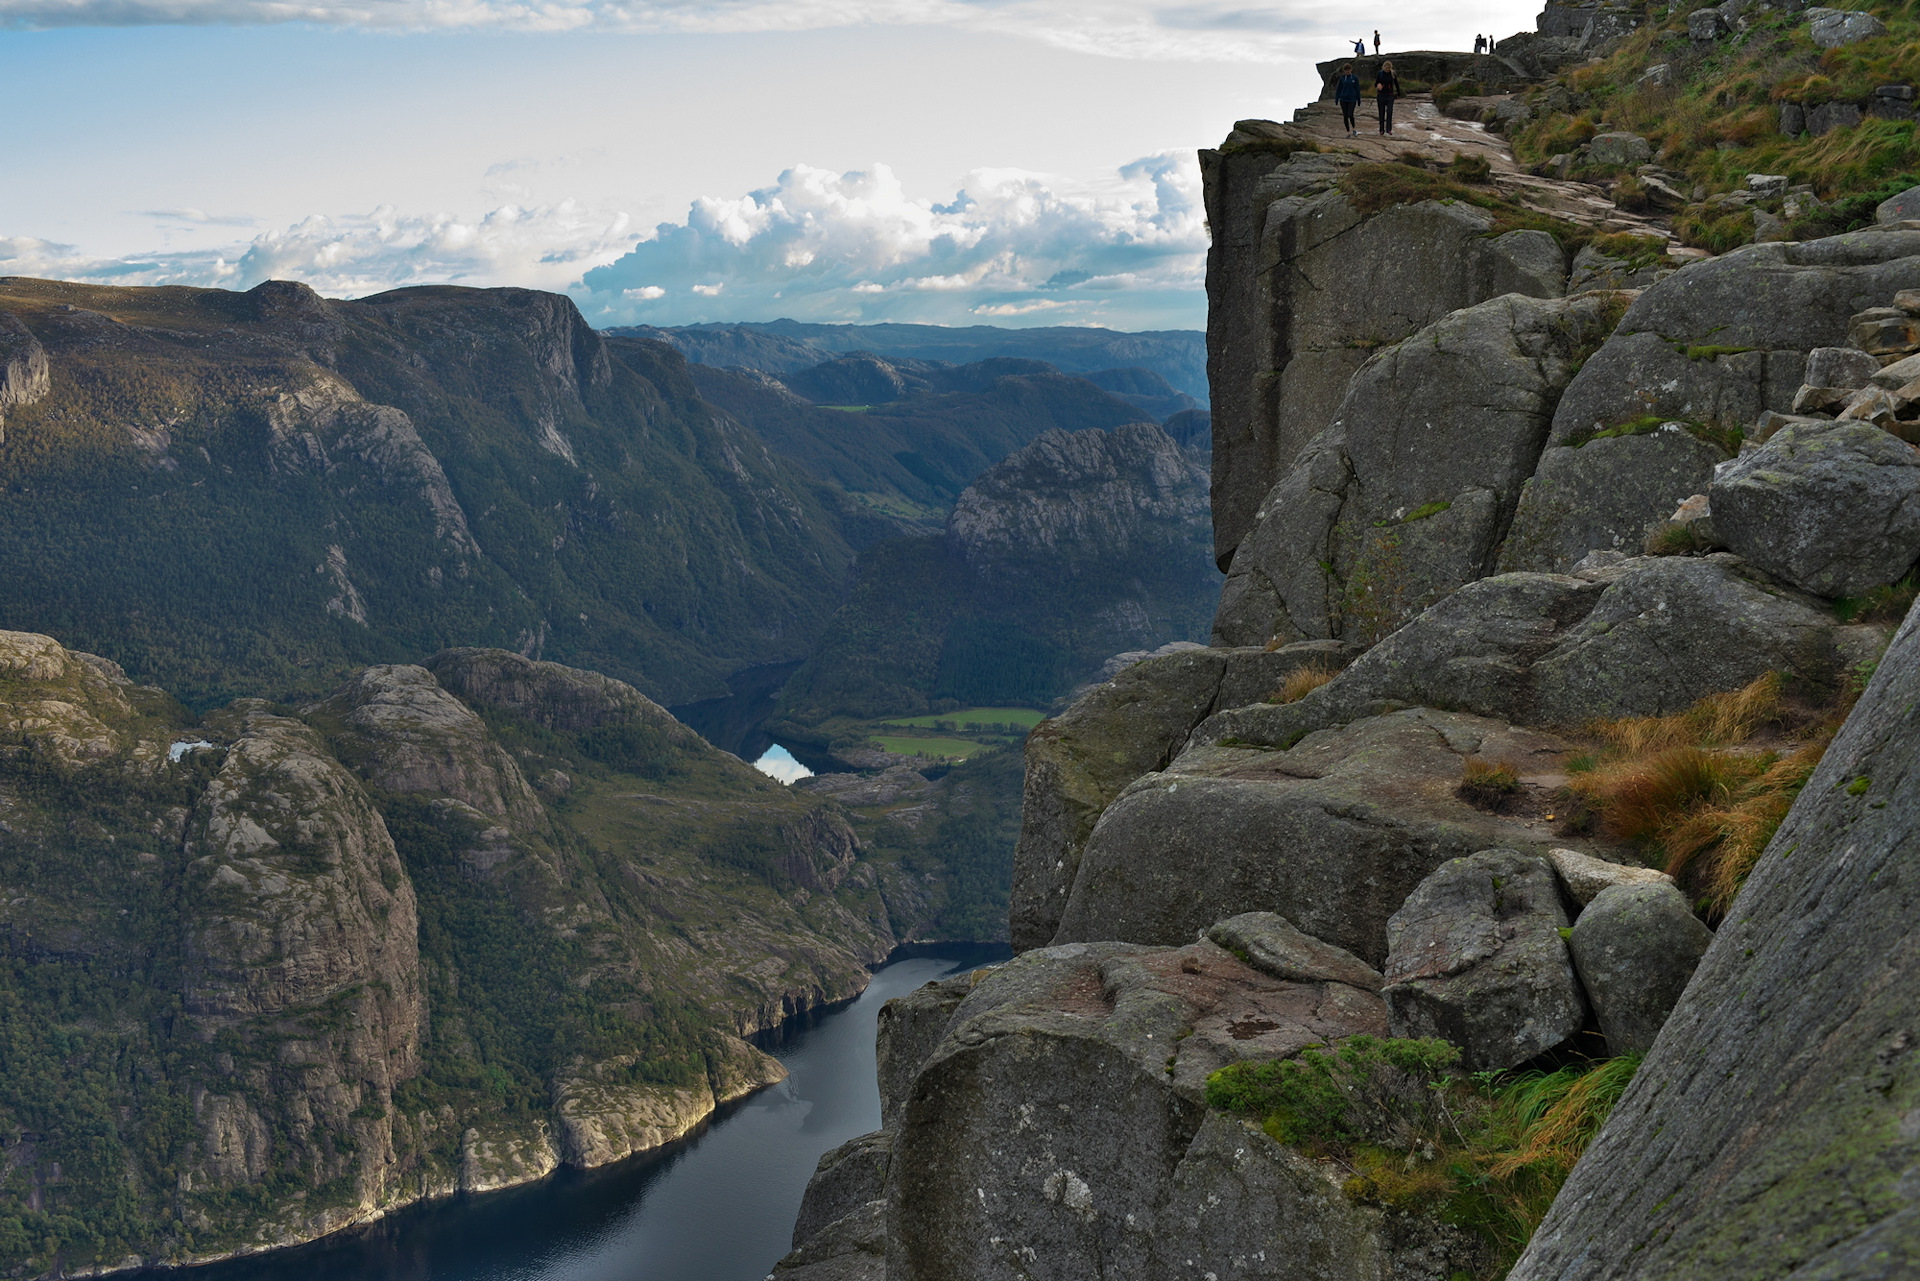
1500,427,1731,573
1214,291,1625,648
1525,555,1840,723
1588,132,1653,166
1689,8,1729,38
1568,882,1714,1054
1806,344,1882,389
1807,101,1864,136
1877,185,1920,225
1154,1112,1494,1281
1710,419,1920,597
1871,350,1920,387
886,939,1412,1281
1807,5,1886,47
1548,847,1674,906
1203,146,1569,568
1011,641,1361,951
1552,332,1805,450
1382,849,1589,1070
1567,242,1673,291
1552,231,1920,447
1780,101,1807,135
1848,305,1920,355
793,1130,893,1248
1052,708,1615,965
1198,556,1839,745
1207,912,1385,992
1510,536,1920,1279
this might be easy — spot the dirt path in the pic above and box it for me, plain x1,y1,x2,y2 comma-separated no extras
1246,93,1684,247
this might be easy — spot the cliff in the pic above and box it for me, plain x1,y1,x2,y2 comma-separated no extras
0,627,1002,1275
782,12,1920,1275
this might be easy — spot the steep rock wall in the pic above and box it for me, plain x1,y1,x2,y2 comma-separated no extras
1201,148,1567,569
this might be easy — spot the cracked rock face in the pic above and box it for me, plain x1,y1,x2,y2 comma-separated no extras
1203,145,1570,568
1011,641,1361,952
1214,291,1625,649
884,939,1491,1281
1052,708,1612,966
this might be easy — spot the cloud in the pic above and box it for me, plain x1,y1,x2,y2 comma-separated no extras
139,207,260,227
0,0,1360,60
575,153,1207,330
0,200,635,296
1,154,1206,330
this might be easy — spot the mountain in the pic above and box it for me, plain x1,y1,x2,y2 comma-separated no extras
684,354,1156,527
613,320,1210,402
771,420,1219,749
0,630,1009,1274
0,278,878,710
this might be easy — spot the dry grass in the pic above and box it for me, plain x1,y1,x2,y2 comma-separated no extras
1269,662,1337,704
1458,756,1523,811
1565,673,1845,916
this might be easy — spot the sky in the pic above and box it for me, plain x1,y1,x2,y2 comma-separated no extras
0,0,1543,331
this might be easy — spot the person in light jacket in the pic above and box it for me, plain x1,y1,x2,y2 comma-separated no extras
1334,64,1363,136
1375,59,1401,134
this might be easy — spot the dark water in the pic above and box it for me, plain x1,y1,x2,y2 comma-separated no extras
155,945,1007,1281
667,660,803,762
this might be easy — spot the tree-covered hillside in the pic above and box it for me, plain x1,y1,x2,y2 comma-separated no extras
0,280,871,709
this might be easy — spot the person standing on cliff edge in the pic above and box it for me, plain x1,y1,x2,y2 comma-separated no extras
1375,59,1400,133
1373,28,1381,53
1352,36,1366,55
1334,64,1362,136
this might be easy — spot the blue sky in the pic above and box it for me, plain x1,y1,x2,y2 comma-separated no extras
0,1,1542,330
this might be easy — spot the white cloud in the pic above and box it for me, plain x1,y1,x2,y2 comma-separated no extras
0,200,635,296
0,153,1207,330
576,153,1207,329
0,0,1372,61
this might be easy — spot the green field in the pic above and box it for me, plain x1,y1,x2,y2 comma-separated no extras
874,735,981,760
888,707,1047,730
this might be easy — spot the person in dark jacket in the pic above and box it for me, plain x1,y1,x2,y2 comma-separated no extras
1373,28,1381,53
1352,36,1366,55
1334,64,1362,136
1474,33,1484,52
1375,60,1400,133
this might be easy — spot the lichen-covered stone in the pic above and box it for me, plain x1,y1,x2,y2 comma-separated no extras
1710,419,1920,597
886,939,1391,1280
1500,428,1730,574
1548,847,1674,906
1568,882,1713,1054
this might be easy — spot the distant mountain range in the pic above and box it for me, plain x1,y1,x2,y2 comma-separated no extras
610,319,1210,403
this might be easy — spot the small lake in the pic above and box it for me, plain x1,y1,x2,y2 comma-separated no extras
156,945,1007,1281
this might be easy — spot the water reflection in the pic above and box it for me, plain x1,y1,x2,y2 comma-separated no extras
147,945,1007,1281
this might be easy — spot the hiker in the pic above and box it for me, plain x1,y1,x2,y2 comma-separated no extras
1335,63,1363,136
1375,59,1400,133
1352,36,1366,55
1373,28,1381,53
1474,33,1484,53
